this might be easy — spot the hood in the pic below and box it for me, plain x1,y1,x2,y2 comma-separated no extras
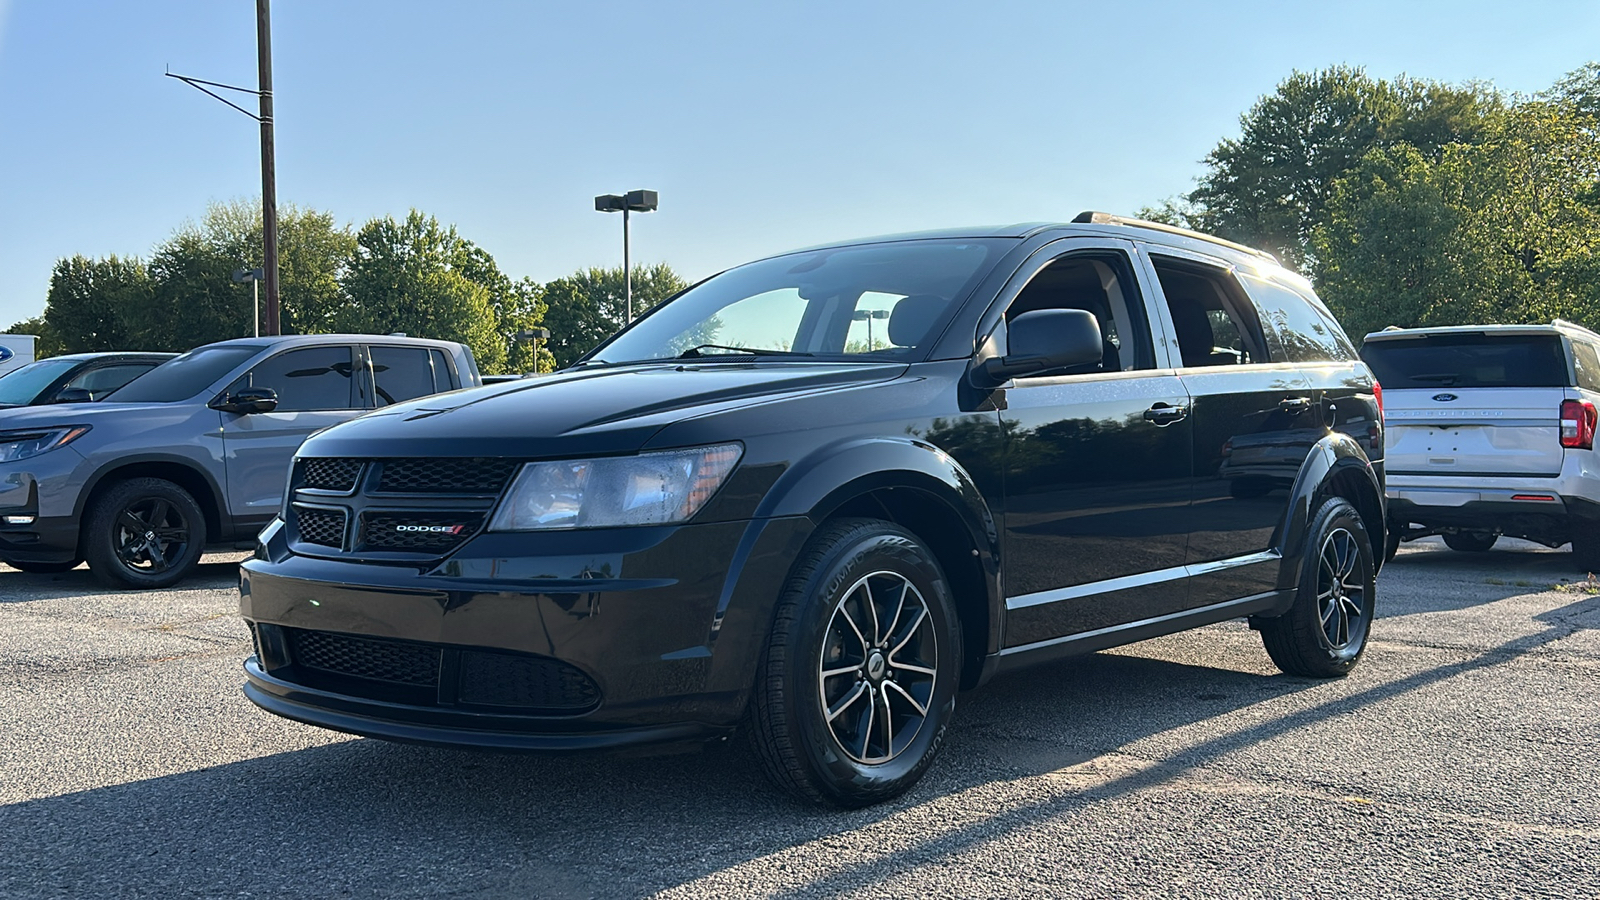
0,400,194,431
300,361,908,459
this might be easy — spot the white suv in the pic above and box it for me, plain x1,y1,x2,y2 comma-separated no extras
1364,320,1600,568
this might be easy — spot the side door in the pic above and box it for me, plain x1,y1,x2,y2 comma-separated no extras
1141,248,1318,608
995,238,1196,648
219,344,362,527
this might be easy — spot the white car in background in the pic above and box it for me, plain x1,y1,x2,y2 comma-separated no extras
1363,320,1600,568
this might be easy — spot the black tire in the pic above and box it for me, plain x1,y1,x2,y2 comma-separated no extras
83,478,207,589
1442,531,1497,553
5,559,82,574
1572,522,1600,572
1260,497,1375,678
749,518,961,808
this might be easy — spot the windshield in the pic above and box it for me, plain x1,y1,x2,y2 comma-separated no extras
1362,333,1569,389
588,239,1009,365
107,345,264,403
0,359,78,405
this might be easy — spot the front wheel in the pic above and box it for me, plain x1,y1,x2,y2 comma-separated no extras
83,478,207,589
750,518,961,808
1260,496,1375,678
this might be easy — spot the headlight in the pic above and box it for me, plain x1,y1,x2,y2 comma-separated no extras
0,426,91,463
489,443,743,531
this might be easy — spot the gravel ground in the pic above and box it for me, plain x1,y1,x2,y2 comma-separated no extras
1,539,1596,899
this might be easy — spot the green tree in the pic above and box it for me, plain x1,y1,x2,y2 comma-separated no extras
337,211,507,372
41,255,153,352
2,315,65,358
540,263,688,368
1185,67,1496,268
142,199,355,349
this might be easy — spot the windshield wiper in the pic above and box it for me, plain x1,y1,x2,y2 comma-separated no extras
675,344,814,359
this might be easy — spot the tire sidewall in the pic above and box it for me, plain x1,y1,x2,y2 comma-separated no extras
86,479,206,589
784,526,960,805
1300,497,1375,671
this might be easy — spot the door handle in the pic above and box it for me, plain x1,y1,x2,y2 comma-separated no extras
1279,396,1313,414
1143,403,1189,426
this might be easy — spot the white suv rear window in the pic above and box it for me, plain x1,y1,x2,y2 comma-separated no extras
1362,333,1569,389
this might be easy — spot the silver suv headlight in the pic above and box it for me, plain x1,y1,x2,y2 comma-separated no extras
488,443,743,531
0,426,91,463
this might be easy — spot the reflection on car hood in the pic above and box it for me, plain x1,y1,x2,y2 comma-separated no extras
300,362,908,458
0,400,193,429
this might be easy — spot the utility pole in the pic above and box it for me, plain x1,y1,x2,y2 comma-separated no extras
167,0,281,335
256,0,279,335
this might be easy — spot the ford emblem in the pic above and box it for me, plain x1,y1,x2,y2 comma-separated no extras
0,345,12,363
1432,393,1458,402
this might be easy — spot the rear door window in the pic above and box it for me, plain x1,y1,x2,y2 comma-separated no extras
371,346,442,407
1361,334,1570,389
1149,256,1271,367
1238,273,1358,363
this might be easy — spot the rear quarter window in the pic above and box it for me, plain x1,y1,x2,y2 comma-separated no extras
1239,272,1357,363
1571,340,1600,392
1361,333,1571,389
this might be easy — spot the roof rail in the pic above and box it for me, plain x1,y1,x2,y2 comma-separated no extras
1071,211,1279,264
1551,318,1600,339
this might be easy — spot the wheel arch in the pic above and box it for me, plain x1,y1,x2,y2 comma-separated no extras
757,437,1003,689
1272,432,1386,602
75,455,228,549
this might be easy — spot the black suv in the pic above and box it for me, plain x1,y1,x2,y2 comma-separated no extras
241,214,1385,807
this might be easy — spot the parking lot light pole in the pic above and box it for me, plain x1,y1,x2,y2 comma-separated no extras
594,190,658,323
233,268,265,337
852,308,890,351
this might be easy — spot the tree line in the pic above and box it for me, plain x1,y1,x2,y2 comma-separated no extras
5,199,687,374
1147,62,1600,340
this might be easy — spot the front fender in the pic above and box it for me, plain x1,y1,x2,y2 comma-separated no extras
1271,431,1384,604
754,436,1005,657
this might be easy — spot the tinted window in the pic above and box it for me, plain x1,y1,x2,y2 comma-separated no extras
1239,272,1358,363
1003,252,1152,373
1361,334,1569,389
109,346,264,403
228,346,356,411
63,363,160,397
1151,257,1270,366
371,346,440,407
590,239,1009,364
1572,341,1600,392
429,350,455,390
0,359,77,405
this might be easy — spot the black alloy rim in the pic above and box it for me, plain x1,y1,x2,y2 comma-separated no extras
1318,526,1369,651
114,498,191,574
818,570,939,764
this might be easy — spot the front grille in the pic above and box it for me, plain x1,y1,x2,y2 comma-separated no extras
376,458,520,494
301,458,363,492
288,629,440,685
458,649,602,709
294,506,347,549
360,512,484,552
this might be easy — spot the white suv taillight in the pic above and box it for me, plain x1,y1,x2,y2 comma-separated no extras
1559,399,1597,449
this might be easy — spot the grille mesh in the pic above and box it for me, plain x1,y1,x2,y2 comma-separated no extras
301,458,363,492
360,512,483,552
457,649,601,710
294,506,347,548
288,629,440,685
376,458,520,494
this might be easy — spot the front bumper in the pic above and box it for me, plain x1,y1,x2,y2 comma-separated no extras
0,449,89,564
240,514,813,751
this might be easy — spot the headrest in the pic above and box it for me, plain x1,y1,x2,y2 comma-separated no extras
887,294,948,348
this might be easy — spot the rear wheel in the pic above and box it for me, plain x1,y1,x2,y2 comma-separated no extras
1260,496,1374,678
83,478,206,589
1443,531,1497,553
750,518,960,808
5,559,82,574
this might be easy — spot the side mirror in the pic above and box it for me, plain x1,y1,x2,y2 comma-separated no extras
212,386,279,415
976,309,1103,385
52,388,95,404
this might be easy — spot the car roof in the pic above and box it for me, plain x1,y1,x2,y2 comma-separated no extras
1362,320,1600,344
199,334,467,351
34,352,177,363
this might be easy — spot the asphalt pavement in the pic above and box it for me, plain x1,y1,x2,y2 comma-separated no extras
1,540,1596,899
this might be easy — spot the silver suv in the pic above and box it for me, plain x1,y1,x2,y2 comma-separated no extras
0,335,479,587
1364,320,1600,567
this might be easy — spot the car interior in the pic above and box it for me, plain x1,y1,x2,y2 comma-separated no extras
1003,254,1149,374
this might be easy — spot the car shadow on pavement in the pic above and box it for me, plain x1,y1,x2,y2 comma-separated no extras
0,560,241,601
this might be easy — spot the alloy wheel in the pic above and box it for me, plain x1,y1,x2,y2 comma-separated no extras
113,497,191,575
817,570,939,764
1317,526,1369,651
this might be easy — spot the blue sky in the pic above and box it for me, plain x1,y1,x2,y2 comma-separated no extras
1,0,1597,329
